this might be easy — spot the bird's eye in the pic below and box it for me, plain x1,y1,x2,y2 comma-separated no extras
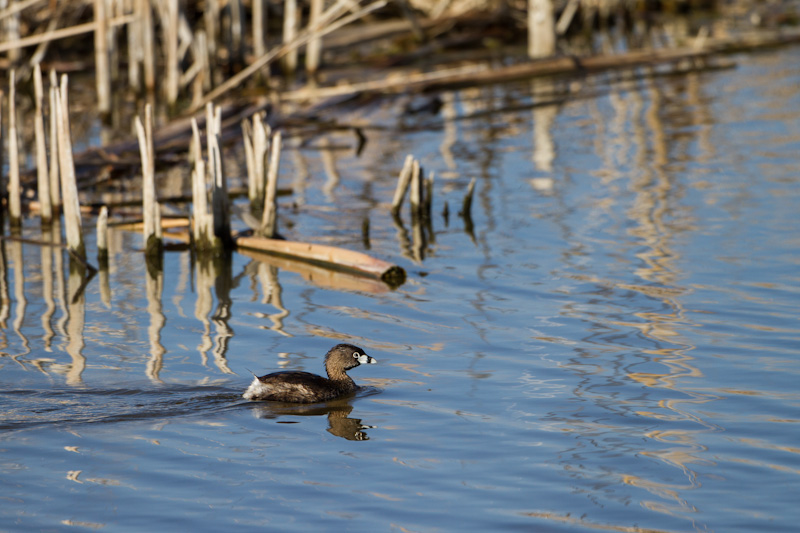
353,352,359,358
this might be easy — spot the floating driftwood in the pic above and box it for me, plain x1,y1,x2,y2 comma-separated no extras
235,235,405,288
239,247,393,295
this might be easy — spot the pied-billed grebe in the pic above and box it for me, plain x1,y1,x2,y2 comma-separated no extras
243,344,376,403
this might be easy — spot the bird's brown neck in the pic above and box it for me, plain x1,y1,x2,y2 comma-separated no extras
325,363,354,384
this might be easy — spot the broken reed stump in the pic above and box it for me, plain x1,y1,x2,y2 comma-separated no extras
8,71,21,229
48,70,61,213
55,74,85,261
188,104,233,254
206,103,232,249
259,130,282,238
94,0,111,117
528,0,556,59
459,177,477,219
33,64,52,225
235,235,406,288
190,118,214,250
96,205,109,265
135,104,162,258
391,154,414,217
242,111,270,214
459,177,477,239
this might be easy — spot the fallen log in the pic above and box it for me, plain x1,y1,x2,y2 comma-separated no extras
235,234,405,288
238,247,393,294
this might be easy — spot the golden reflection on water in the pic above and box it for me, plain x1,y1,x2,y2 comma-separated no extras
522,510,675,532
530,66,727,527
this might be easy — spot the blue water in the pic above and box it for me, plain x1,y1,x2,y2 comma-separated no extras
2,47,800,531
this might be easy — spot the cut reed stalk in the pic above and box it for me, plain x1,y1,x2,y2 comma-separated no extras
141,0,155,92
459,177,477,219
94,0,111,116
242,111,270,214
136,104,162,257
391,154,414,216
408,158,422,219
423,170,434,221
307,0,324,74
97,205,109,264
7,70,21,229
203,0,219,86
190,118,214,250
259,130,282,238
48,70,61,213
55,75,85,260
128,0,141,90
166,0,180,105
282,0,299,75
33,64,52,225
3,0,20,65
528,0,556,58
252,0,267,80
207,103,231,249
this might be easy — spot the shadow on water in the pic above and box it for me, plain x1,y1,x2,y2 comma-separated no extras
246,387,381,441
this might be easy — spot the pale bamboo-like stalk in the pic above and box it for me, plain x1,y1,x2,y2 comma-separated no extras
229,0,244,65
207,104,230,247
423,170,434,220
242,118,255,203
56,75,85,260
97,205,109,263
528,0,556,59
459,177,477,218
33,64,52,224
243,112,270,213
252,0,267,79
282,0,298,75
8,70,21,229
409,158,422,219
165,0,179,104
128,0,141,90
203,0,218,86
306,0,323,74
259,130,282,238
391,154,414,216
190,118,213,249
3,0,20,64
141,0,155,91
0,90,3,208
48,70,61,212
190,30,208,107
136,104,161,256
94,0,111,115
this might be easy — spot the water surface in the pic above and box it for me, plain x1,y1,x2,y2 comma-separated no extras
2,47,800,532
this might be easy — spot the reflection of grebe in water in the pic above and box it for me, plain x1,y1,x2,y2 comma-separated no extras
250,399,375,441
243,344,377,403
